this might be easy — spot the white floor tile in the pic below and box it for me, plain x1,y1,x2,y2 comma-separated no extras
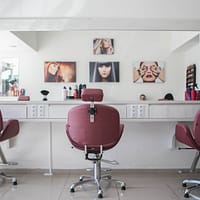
0,170,199,200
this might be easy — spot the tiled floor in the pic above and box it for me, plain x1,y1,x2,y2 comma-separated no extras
0,169,200,200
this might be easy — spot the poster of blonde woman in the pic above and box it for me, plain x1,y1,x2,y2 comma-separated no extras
44,61,76,82
93,38,114,55
133,61,165,83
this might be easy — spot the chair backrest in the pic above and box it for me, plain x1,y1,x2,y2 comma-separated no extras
66,104,123,152
81,88,103,102
0,110,3,131
193,110,200,145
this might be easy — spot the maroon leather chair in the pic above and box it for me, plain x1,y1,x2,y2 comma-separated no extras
0,110,19,185
175,110,200,198
66,88,126,198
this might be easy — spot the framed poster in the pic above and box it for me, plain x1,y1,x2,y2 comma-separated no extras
44,61,76,82
133,61,165,83
89,61,119,82
93,38,114,55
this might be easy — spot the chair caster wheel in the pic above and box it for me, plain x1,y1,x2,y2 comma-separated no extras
98,193,103,198
184,193,189,198
98,190,103,198
121,186,126,190
70,188,75,193
182,183,187,187
12,181,17,186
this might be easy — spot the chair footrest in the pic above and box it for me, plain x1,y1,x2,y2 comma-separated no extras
102,159,119,165
86,167,111,172
0,162,18,166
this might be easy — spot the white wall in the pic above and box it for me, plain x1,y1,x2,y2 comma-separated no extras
177,33,200,87
4,31,188,101
1,30,200,170
3,121,196,170
169,31,199,52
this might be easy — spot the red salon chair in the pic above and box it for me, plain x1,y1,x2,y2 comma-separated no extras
66,88,126,198
175,110,200,198
0,110,19,185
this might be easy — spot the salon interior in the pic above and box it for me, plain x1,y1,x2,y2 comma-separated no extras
1,0,200,199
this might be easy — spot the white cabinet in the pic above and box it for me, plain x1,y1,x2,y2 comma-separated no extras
110,104,127,119
127,104,149,119
0,105,27,119
27,104,48,118
0,101,199,121
48,104,76,119
149,104,200,120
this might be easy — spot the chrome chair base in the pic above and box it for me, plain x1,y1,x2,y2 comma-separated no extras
178,151,200,199
0,172,17,185
182,179,200,199
0,146,18,186
188,193,200,200
69,159,126,198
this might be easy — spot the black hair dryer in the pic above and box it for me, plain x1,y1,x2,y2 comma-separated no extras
40,90,49,101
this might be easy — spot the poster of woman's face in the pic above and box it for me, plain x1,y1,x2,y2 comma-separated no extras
93,38,114,55
44,61,76,82
89,62,119,82
133,61,165,83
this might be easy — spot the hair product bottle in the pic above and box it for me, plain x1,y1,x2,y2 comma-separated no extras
62,86,67,100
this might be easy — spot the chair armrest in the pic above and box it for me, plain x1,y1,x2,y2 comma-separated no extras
0,120,19,141
175,123,200,149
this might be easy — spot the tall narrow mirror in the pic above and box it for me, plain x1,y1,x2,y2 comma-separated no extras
0,58,19,96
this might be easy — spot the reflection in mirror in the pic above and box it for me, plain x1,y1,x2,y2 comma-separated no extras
0,58,19,96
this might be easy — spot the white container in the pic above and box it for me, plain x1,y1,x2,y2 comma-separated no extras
61,87,67,101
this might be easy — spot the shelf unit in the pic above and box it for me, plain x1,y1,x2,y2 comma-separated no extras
186,64,196,88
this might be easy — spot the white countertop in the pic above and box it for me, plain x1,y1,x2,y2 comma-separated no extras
0,98,199,105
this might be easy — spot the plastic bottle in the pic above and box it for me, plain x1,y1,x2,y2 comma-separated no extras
68,86,74,99
81,84,87,95
191,88,196,100
62,86,67,101
73,85,78,99
78,84,82,99
185,88,191,100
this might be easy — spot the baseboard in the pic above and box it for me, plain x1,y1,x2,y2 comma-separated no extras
2,168,200,174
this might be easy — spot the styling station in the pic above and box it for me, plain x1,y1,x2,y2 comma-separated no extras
0,99,199,175
1,100,199,122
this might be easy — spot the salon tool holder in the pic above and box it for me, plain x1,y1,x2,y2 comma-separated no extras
185,64,199,100
40,90,49,101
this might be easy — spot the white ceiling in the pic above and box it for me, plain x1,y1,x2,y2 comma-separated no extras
0,0,200,31
0,0,200,51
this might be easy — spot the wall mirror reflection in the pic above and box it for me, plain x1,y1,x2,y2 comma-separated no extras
0,58,19,96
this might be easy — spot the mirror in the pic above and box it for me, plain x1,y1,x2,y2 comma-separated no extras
0,57,19,96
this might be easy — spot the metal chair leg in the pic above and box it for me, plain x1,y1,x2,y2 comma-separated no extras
178,151,200,174
190,151,200,173
0,146,18,185
69,158,126,198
